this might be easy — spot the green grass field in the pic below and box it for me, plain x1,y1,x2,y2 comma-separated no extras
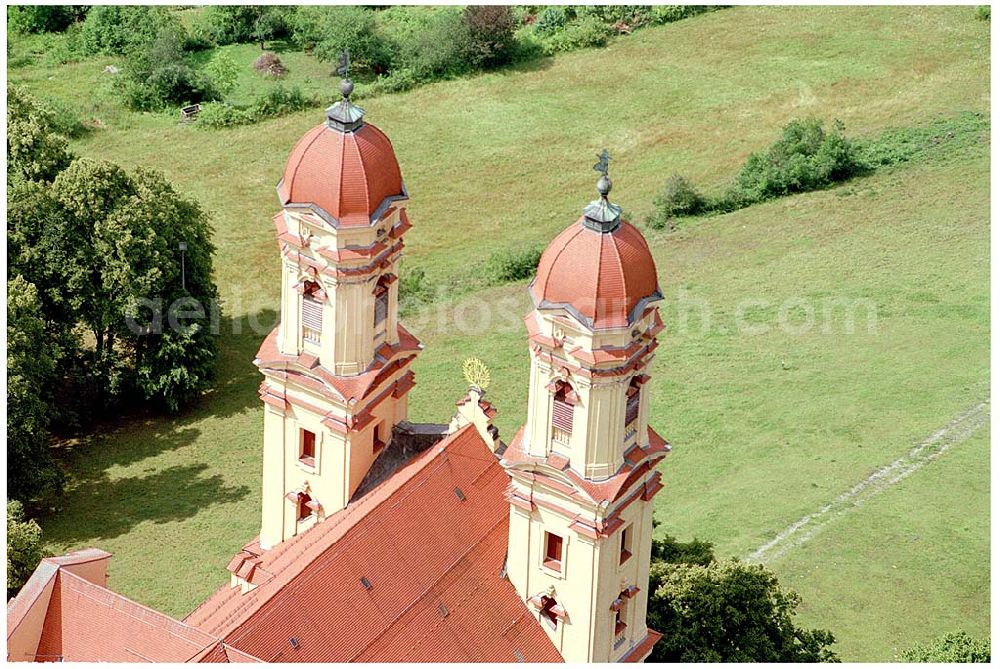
10,6,989,660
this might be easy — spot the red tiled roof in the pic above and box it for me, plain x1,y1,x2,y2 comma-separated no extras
530,218,660,330
186,425,561,663
33,570,219,662
278,123,405,227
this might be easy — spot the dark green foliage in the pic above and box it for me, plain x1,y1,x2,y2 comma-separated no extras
976,5,990,21
79,5,184,56
651,5,720,25
533,6,567,35
6,85,73,183
118,29,219,111
197,85,318,129
195,102,257,128
291,6,392,73
462,5,518,69
50,160,220,412
9,155,220,416
647,558,840,662
388,7,470,80
728,118,859,203
651,532,716,567
7,501,46,598
545,15,612,53
7,277,65,505
898,632,990,662
485,245,543,284
647,174,706,229
398,267,435,313
201,5,295,48
7,5,86,35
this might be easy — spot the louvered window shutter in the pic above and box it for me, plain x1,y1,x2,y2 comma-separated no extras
374,287,388,327
552,396,574,433
302,295,322,343
625,387,640,426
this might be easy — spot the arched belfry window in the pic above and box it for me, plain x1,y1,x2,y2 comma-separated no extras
547,379,579,445
373,275,391,330
625,378,641,428
301,280,323,345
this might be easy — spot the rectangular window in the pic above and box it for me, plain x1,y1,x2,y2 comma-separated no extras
374,287,388,328
300,429,316,466
620,525,633,565
302,295,322,344
625,387,640,426
373,421,386,453
543,532,563,572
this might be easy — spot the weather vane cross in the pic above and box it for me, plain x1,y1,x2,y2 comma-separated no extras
336,49,351,79
593,149,611,177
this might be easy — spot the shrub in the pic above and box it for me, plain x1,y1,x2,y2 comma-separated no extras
485,245,543,284
356,68,419,99
291,6,391,73
201,5,295,48
398,267,435,312
976,5,990,21
651,5,718,25
728,118,859,204
7,501,46,598
253,84,314,118
533,6,567,36
575,5,654,30
254,52,288,77
648,174,706,229
897,632,990,662
651,532,715,567
376,6,470,81
196,102,256,128
462,5,518,69
206,52,240,96
197,85,316,129
80,5,185,56
545,15,612,53
8,5,85,34
118,29,219,111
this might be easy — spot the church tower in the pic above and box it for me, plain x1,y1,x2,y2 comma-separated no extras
254,70,421,550
502,154,669,662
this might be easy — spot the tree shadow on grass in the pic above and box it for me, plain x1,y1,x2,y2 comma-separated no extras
41,458,251,547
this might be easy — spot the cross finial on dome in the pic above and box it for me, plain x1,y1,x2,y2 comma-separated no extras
582,148,621,232
326,48,365,133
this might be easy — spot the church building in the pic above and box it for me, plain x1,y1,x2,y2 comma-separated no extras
7,71,670,663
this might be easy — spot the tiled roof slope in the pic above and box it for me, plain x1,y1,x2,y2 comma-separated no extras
186,424,562,663
277,122,405,227
33,570,221,662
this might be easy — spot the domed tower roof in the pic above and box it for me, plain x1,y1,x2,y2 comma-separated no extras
276,70,406,228
530,152,661,330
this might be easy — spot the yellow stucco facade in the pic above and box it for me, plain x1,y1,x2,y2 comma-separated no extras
504,290,666,662
257,204,418,551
